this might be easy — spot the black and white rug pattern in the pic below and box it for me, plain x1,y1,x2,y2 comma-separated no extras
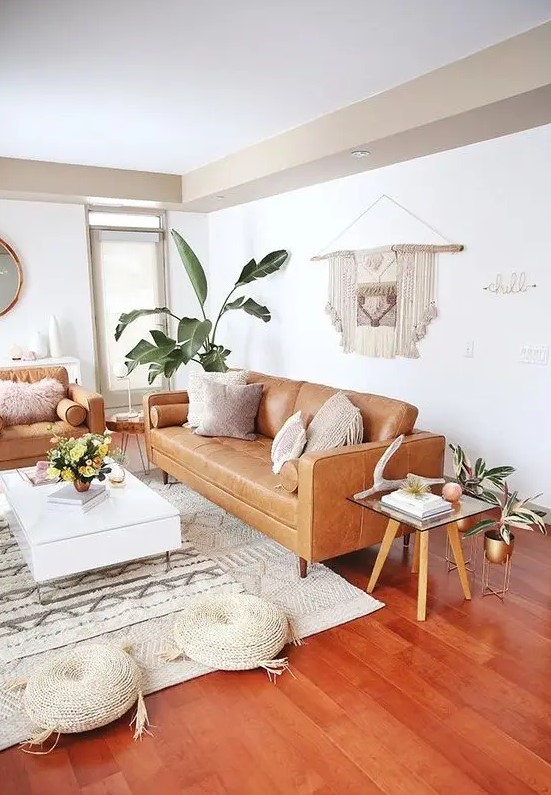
0,472,384,750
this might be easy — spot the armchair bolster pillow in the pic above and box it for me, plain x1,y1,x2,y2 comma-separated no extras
56,398,87,427
279,459,299,493
150,403,189,428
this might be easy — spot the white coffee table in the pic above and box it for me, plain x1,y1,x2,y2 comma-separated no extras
0,469,181,600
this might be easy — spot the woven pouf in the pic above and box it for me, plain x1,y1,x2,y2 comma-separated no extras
13,644,148,750
169,593,299,679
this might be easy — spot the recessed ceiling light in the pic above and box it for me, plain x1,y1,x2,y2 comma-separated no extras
350,149,371,158
214,195,225,200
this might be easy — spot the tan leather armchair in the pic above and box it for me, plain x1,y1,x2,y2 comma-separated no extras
143,372,445,576
0,366,105,470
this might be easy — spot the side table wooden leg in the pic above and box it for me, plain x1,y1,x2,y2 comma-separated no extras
417,532,429,621
411,530,420,574
367,519,400,594
447,523,472,600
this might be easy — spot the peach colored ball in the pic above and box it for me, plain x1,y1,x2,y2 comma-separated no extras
442,482,463,502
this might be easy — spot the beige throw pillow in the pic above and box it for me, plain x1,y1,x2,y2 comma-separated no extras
194,381,263,440
187,368,247,427
271,411,306,474
304,392,363,453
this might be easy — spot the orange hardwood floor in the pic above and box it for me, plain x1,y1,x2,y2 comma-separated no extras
2,459,551,794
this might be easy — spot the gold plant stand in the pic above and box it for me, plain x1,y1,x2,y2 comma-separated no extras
482,553,513,599
445,533,478,574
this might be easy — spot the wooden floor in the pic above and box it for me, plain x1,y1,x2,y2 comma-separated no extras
2,462,551,794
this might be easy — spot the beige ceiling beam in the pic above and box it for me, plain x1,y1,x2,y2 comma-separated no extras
180,22,551,212
0,157,182,205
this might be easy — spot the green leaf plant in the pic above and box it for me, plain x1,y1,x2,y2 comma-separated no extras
114,230,289,383
464,482,547,543
449,443,515,505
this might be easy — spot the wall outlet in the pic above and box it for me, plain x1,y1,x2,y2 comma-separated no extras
464,340,475,358
520,345,549,365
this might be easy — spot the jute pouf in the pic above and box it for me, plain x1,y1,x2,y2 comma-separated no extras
166,593,299,679
8,644,149,752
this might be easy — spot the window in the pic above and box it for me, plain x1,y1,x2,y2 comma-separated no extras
88,208,167,409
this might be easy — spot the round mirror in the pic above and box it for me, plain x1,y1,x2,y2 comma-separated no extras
0,238,23,316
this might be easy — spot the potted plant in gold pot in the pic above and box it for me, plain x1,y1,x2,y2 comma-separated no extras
464,483,547,563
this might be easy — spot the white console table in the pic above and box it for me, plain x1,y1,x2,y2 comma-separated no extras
0,356,82,384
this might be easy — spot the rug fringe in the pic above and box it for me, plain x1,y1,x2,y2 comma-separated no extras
4,677,27,692
130,691,151,740
20,727,60,754
288,620,303,647
159,646,183,663
259,657,290,682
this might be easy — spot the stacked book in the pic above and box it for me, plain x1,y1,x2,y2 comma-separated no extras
381,489,453,520
47,484,107,513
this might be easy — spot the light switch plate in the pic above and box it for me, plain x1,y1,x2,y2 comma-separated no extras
520,345,549,365
464,340,475,358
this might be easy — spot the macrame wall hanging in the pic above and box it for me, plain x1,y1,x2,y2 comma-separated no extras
311,195,463,359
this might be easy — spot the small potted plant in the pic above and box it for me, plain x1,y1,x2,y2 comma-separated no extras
464,483,547,563
449,443,514,502
47,431,112,491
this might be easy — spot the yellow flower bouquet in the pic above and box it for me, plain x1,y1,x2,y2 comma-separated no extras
47,431,112,492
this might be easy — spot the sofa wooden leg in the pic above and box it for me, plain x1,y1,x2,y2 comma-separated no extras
299,557,308,578
403,533,411,548
162,470,169,485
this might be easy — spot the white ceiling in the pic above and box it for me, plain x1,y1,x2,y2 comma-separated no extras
2,0,550,175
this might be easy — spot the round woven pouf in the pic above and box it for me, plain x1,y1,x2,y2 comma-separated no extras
19,644,148,750
171,593,296,679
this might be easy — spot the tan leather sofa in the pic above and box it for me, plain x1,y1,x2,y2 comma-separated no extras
0,366,105,470
144,371,445,575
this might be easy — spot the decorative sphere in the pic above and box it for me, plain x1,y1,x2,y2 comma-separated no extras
113,362,128,379
442,482,463,503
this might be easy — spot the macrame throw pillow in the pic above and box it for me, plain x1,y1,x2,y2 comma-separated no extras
0,377,65,426
165,593,299,680
271,411,306,474
187,368,247,427
304,392,363,453
11,644,149,751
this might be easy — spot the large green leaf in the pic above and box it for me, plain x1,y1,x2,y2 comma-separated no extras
235,250,288,286
198,345,230,372
150,329,176,349
115,308,176,342
177,317,212,361
171,230,207,309
464,519,497,538
223,297,271,323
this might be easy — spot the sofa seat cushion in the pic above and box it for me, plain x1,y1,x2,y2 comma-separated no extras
0,421,89,463
150,427,297,527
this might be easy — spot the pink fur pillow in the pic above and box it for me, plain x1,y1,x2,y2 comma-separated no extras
0,378,66,426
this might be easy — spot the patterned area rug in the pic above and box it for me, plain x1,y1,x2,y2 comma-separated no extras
0,472,383,751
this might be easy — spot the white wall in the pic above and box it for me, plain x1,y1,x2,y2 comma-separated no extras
0,200,97,386
208,125,551,504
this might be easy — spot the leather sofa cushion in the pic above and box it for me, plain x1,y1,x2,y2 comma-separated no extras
294,381,417,442
0,366,69,389
150,426,297,527
247,372,304,439
0,420,89,462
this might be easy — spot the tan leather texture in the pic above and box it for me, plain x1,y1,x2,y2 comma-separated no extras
0,415,4,433
56,397,87,427
67,384,105,434
0,366,69,390
144,378,443,565
0,373,104,470
150,403,189,428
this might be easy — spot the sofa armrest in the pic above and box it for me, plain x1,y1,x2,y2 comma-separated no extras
295,432,446,562
66,384,105,434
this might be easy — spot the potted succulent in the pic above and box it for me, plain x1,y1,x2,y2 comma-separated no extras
464,483,547,563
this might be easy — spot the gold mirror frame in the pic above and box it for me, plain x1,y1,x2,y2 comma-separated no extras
0,237,23,317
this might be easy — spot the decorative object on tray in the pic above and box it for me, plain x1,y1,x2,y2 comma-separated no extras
381,476,453,520
442,481,463,503
107,447,128,487
463,482,546,600
46,430,112,492
163,593,300,680
114,230,289,379
9,344,23,361
449,443,514,502
187,366,247,427
0,376,65,426
304,392,363,452
112,362,139,420
7,644,149,753
271,410,306,474
353,434,444,499
48,315,63,358
195,381,263,440
19,462,53,487
46,482,107,513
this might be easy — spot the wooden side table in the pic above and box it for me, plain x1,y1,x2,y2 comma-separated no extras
106,415,149,473
349,490,493,621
